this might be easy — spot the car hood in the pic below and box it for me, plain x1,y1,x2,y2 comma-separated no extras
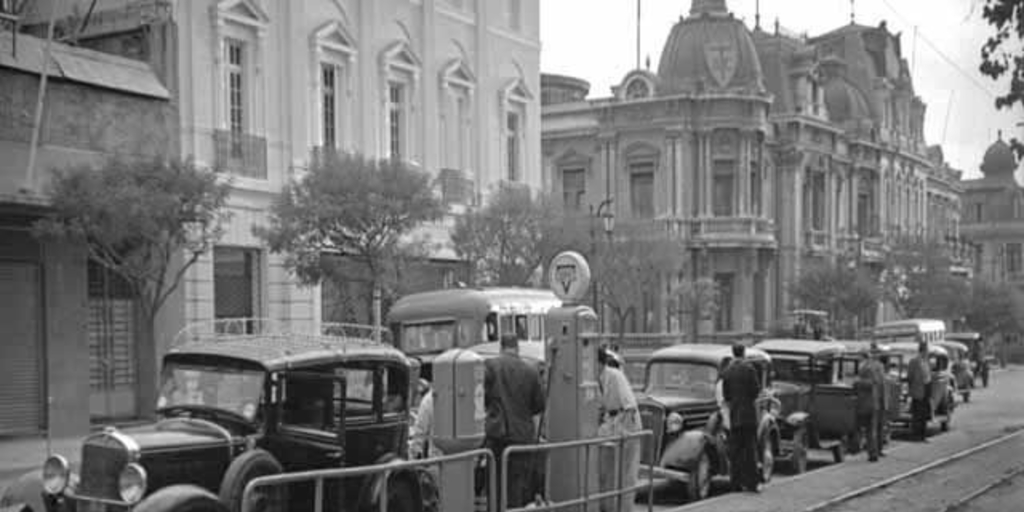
638,392,715,410
120,421,237,452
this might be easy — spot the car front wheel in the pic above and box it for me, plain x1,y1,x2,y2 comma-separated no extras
134,485,229,512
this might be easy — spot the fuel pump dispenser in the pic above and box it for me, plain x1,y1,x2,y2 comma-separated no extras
545,251,601,511
432,348,486,511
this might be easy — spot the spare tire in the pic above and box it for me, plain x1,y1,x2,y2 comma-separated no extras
219,450,286,512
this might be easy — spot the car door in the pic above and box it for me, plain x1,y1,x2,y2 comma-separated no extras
810,357,856,439
343,362,411,466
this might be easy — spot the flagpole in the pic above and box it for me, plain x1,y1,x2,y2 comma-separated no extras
635,0,640,69
23,0,60,193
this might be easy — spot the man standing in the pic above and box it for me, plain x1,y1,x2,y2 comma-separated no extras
597,347,641,512
484,334,546,508
855,344,885,461
722,344,762,493
907,341,933,442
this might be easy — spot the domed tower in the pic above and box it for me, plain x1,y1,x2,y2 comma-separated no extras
657,0,765,95
980,136,1018,177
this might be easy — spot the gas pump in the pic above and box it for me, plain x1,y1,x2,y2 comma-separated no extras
432,348,486,511
545,251,601,511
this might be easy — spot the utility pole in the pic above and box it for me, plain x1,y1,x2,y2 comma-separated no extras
23,0,59,194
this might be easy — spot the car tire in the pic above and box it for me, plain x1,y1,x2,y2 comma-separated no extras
0,471,46,512
791,429,808,474
219,450,286,512
384,473,420,512
686,451,711,502
134,485,229,512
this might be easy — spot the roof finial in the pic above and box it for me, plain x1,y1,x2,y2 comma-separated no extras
775,17,780,35
850,0,856,24
998,129,1003,141
645,54,651,70
755,0,761,29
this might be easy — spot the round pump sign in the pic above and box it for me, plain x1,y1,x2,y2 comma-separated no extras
548,251,591,304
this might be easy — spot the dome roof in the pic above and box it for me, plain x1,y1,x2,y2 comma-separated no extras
981,137,1016,176
824,78,871,123
656,0,764,95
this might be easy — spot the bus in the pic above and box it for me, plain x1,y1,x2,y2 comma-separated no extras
872,318,946,345
386,287,561,377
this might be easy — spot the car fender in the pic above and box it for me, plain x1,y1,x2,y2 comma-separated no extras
133,485,228,512
357,454,423,512
659,430,713,472
785,411,809,428
0,471,45,512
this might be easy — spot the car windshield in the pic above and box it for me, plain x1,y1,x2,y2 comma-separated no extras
772,355,832,384
645,361,718,399
157,362,264,421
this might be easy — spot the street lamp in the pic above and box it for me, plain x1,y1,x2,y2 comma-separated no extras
590,198,615,322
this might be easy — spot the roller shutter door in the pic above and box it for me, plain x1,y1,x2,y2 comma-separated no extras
0,262,43,434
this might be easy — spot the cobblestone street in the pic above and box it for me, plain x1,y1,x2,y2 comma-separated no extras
641,366,1024,512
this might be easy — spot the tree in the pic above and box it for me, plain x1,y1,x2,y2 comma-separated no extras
880,237,971,321
979,0,1024,158
588,220,687,342
450,186,580,286
964,278,1024,338
34,157,231,415
255,153,443,335
670,276,721,343
788,257,880,338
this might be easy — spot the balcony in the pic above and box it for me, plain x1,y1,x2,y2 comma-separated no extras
804,230,830,254
438,168,476,207
214,130,267,179
665,216,776,248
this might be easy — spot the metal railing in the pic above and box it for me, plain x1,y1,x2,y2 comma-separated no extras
214,130,268,179
172,317,386,347
241,449,495,512
501,430,655,512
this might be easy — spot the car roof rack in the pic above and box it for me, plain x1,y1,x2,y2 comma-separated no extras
172,317,390,348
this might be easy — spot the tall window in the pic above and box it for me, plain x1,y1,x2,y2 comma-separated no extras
810,172,826,230
750,158,762,216
226,39,245,156
712,161,734,216
388,82,405,159
321,63,338,148
629,162,655,218
214,247,261,332
1007,243,1022,275
456,94,470,170
714,273,733,332
562,168,585,212
974,203,984,222
506,111,521,181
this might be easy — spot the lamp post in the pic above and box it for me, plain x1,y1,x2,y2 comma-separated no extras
590,198,615,326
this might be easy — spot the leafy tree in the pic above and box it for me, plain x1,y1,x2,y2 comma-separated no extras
588,220,688,342
964,278,1024,338
450,186,580,286
34,157,231,414
255,153,443,335
788,256,879,338
880,237,971,321
670,276,720,343
979,0,1024,158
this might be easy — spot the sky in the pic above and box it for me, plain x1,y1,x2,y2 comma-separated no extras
539,0,1023,179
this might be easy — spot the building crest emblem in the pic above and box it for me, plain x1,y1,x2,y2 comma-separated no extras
704,35,738,88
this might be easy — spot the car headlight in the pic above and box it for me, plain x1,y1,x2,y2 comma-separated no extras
118,463,147,504
666,412,684,433
42,455,70,495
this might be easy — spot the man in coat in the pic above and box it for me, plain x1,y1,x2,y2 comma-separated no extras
722,344,762,492
855,344,886,461
484,334,546,508
907,341,933,442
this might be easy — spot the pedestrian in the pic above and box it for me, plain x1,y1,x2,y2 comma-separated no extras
597,346,641,512
907,341,933,442
484,333,546,509
722,344,762,493
409,380,440,460
713,357,733,433
854,344,885,461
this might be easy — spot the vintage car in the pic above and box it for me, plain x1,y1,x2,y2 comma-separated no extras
637,344,779,502
889,342,956,433
947,332,993,388
937,340,974,402
752,340,852,469
1,331,430,512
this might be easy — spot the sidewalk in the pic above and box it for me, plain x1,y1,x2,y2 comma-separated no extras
0,435,80,483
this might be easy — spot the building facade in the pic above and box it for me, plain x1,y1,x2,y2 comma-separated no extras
0,26,174,436
541,0,964,338
15,0,541,427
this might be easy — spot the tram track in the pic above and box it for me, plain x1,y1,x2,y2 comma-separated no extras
803,428,1024,512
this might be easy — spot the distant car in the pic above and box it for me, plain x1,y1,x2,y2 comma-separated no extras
946,332,993,388
1,331,431,512
889,342,956,433
753,339,852,468
637,344,779,502
937,340,974,403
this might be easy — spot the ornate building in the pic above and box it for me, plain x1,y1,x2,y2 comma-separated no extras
961,137,1024,285
541,0,963,338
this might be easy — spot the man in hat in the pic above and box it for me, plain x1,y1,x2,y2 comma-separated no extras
855,343,886,461
722,343,762,492
907,341,933,442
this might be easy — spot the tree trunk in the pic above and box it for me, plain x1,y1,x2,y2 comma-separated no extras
372,281,383,343
136,307,159,420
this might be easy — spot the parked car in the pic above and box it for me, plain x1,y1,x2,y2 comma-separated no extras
636,344,780,502
937,340,974,403
889,342,956,433
947,332,993,388
752,339,851,469
1,331,430,512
